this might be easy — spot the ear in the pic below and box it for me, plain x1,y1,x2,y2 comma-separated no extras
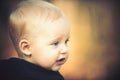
19,39,32,57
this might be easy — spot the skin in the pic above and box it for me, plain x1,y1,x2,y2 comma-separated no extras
19,17,70,71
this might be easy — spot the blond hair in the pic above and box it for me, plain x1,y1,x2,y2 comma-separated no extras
9,0,64,56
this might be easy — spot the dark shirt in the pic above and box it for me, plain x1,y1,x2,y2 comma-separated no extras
0,58,64,80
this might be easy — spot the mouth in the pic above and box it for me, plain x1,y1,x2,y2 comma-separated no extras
56,58,66,65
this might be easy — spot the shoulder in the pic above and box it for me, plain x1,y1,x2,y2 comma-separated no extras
0,58,23,73
0,58,17,71
0,58,26,70
0,58,24,80
0,58,13,79
0,58,11,67
0,58,17,66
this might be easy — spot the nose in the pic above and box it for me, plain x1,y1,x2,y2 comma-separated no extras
60,45,68,54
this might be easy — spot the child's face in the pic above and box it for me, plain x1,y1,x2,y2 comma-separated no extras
30,17,70,71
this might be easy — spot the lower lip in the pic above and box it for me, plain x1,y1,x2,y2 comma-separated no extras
56,59,66,65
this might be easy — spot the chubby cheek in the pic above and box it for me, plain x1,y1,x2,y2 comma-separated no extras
33,47,60,68
44,48,59,62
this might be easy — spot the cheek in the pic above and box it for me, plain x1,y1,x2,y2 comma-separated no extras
37,48,59,65
44,47,60,61
31,39,60,59
34,46,60,59
46,47,60,56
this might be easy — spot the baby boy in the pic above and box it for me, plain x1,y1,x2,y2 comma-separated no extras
0,0,70,80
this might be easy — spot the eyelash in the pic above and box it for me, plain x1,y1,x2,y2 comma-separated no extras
52,39,69,46
53,42,59,46
65,39,69,44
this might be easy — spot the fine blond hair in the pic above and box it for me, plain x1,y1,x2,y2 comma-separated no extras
9,0,64,56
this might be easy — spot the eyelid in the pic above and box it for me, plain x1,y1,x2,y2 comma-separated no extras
65,39,69,44
53,41,59,46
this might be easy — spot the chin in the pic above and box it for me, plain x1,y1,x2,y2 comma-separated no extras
52,67,61,71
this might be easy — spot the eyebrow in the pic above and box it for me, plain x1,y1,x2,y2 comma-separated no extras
49,36,61,43
52,35,70,43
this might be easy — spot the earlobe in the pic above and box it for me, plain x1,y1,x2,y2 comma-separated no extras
19,39,32,57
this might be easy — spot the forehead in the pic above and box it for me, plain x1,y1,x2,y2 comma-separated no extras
32,17,70,38
42,17,70,33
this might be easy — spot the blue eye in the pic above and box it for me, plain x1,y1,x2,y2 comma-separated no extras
53,42,59,46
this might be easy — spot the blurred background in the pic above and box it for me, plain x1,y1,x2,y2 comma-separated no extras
0,0,120,80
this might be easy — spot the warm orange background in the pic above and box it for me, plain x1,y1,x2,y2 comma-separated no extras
0,0,120,80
